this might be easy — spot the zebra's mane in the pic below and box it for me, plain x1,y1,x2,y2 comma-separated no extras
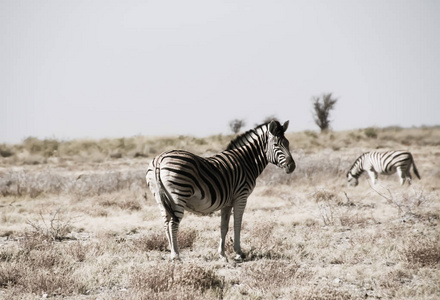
226,121,284,151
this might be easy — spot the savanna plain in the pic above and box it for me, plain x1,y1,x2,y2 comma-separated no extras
1,126,439,299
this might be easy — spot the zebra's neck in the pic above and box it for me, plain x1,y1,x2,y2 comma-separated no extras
349,154,366,178
226,124,269,177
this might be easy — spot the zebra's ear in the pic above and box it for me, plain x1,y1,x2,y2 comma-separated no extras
282,120,289,133
268,120,278,135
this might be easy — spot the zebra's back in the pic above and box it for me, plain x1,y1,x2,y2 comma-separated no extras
367,150,414,174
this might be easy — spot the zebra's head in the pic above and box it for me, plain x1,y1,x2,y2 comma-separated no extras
346,172,359,187
266,120,296,174
346,153,366,187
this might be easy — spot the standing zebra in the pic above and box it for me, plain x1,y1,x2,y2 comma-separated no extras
347,150,420,186
146,120,295,260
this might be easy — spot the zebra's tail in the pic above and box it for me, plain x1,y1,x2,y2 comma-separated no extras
411,155,421,180
155,163,179,223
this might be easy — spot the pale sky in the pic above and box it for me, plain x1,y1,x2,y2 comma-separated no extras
1,0,439,143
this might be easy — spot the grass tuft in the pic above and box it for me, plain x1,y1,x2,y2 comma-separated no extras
403,238,440,267
240,260,299,292
131,262,224,297
132,229,197,252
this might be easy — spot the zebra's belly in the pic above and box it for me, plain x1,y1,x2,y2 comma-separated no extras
378,167,397,175
184,195,230,215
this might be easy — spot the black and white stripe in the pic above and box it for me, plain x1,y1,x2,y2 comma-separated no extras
347,150,421,186
146,120,295,260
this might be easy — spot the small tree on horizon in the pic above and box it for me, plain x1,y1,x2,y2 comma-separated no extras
312,93,338,133
229,119,246,134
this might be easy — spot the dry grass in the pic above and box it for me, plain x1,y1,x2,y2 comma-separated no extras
1,126,439,299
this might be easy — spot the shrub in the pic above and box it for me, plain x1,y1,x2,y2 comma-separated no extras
364,127,378,139
0,260,23,288
0,145,13,157
247,221,285,260
312,189,343,226
175,264,224,293
22,137,59,157
132,232,169,252
26,209,74,242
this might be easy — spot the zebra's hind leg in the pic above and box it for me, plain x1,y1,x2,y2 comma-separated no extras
159,213,171,251
397,167,412,186
406,167,413,185
158,208,177,259
168,217,181,260
156,197,181,260
218,206,232,261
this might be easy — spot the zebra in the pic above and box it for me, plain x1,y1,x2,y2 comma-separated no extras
347,150,420,186
146,120,295,260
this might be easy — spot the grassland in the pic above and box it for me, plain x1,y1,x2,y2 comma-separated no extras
1,126,439,299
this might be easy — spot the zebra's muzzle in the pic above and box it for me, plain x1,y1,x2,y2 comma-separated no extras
284,161,296,174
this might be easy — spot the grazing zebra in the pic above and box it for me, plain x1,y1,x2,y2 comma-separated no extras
347,150,420,186
146,120,295,260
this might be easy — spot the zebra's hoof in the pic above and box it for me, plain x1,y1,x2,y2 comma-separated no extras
233,253,245,262
219,255,228,263
170,254,181,261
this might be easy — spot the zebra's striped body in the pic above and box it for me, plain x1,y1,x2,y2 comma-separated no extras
347,150,420,186
146,121,295,260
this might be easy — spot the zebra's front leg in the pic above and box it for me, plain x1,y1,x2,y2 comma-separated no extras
218,206,232,261
233,202,247,261
368,170,378,185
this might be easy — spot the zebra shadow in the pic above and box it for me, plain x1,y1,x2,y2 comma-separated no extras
223,238,285,262
196,238,285,263
244,249,285,262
